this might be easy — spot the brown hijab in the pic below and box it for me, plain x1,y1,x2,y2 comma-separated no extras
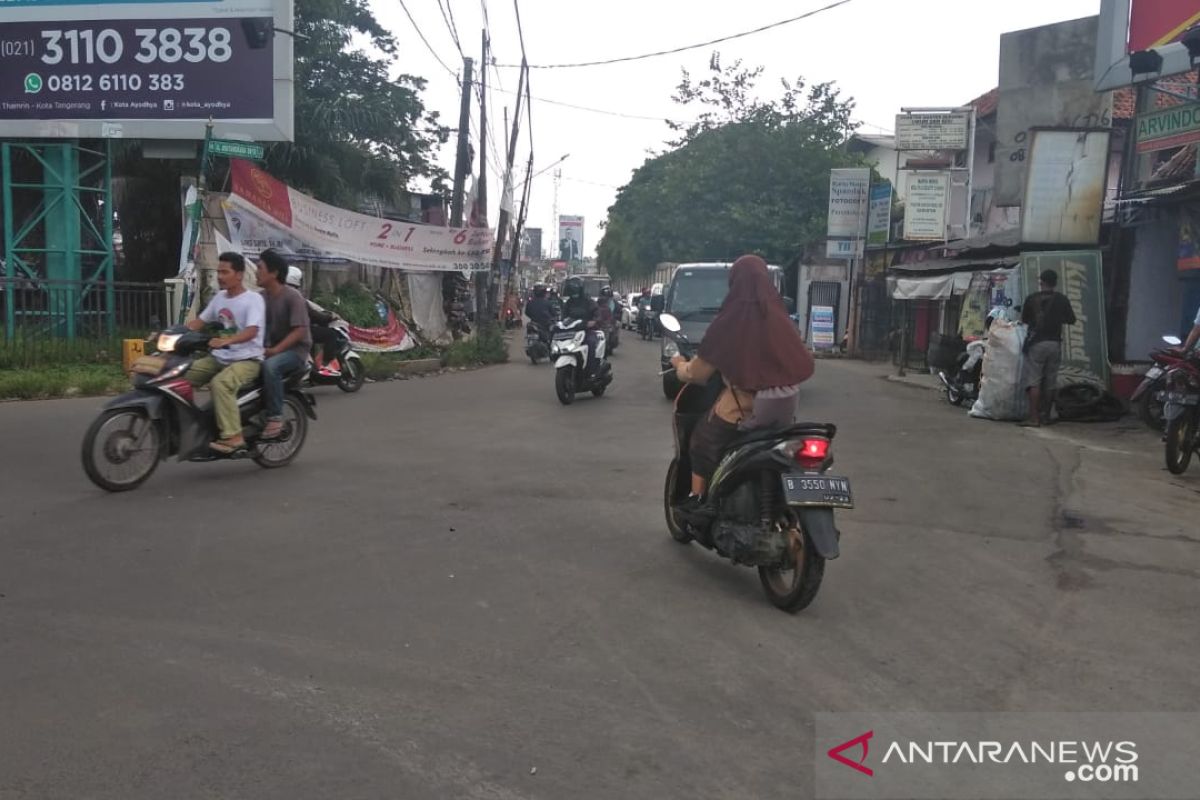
697,255,815,392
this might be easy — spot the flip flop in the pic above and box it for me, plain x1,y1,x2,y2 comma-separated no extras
210,438,247,455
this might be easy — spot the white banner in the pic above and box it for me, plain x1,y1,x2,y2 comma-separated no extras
229,159,492,272
223,202,347,263
904,172,950,241
826,168,870,238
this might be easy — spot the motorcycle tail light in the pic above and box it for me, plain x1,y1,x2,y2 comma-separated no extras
795,437,830,469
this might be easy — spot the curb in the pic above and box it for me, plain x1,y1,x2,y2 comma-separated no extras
392,358,444,377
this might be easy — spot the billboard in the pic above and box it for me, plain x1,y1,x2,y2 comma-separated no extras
1021,130,1110,246
558,215,584,261
1129,0,1200,53
1096,0,1199,89
522,227,543,262
0,0,294,140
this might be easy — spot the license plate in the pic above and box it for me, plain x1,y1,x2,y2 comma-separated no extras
130,355,166,375
1147,366,1164,379
783,474,854,509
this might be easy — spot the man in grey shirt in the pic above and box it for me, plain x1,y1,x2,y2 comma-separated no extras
256,249,312,439
1021,269,1077,427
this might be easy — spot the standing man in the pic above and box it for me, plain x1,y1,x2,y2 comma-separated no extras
186,252,265,453
1020,269,1077,427
256,249,311,439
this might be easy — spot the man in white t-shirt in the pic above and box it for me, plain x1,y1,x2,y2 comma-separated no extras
1184,304,1200,352
185,252,265,454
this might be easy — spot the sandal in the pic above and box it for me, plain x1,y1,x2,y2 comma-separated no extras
261,419,284,440
210,437,247,455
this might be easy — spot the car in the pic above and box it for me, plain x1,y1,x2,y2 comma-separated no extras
659,262,792,399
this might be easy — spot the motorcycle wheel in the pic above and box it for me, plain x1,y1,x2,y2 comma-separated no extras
254,396,309,469
555,367,576,405
1136,383,1166,432
591,382,607,397
946,385,964,406
82,409,162,492
663,459,693,544
337,358,365,393
1164,413,1195,475
758,523,825,613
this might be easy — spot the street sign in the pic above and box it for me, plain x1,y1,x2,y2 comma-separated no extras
209,139,265,160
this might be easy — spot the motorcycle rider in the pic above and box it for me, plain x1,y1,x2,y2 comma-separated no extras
257,250,312,440
524,284,554,347
561,276,600,374
637,286,653,334
286,267,342,375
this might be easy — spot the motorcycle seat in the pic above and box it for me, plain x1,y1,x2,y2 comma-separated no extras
729,421,836,449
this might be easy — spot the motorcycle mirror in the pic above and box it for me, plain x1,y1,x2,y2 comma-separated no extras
659,313,682,334
1163,335,1183,346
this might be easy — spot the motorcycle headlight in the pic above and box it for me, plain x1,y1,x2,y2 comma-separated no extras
157,333,181,353
662,338,679,358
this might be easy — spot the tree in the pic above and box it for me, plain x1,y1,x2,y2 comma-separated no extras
115,0,449,279
597,54,863,281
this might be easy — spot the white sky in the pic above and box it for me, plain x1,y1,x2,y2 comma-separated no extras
367,0,1103,257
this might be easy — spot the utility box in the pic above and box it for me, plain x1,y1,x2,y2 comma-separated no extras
122,339,145,373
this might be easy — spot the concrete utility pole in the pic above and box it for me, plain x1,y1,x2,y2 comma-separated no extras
449,57,474,227
487,59,526,321
475,31,489,324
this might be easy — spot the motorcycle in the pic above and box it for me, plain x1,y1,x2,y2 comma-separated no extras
307,318,365,393
1131,335,1188,432
551,318,613,405
525,320,551,364
1162,345,1200,475
638,303,656,340
937,339,986,407
658,314,851,612
81,327,317,492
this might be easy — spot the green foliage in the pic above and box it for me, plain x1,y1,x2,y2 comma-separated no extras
312,282,386,327
444,329,508,368
598,54,864,281
0,365,126,400
358,346,442,380
0,333,137,369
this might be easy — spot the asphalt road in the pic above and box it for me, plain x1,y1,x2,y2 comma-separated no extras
1,334,1197,799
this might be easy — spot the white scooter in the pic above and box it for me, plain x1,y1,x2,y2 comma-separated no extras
551,318,613,405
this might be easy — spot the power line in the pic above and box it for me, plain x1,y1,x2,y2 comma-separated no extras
497,0,853,69
397,0,459,79
436,0,464,58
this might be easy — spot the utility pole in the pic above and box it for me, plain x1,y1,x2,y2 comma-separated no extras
475,31,488,324
552,167,561,262
449,57,474,227
507,151,535,297
487,59,526,320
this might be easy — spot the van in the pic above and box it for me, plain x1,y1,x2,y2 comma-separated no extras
659,262,789,399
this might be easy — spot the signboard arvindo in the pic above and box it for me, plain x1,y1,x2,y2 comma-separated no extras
904,172,949,241
1136,103,1200,153
826,168,869,238
895,112,969,151
0,0,294,140
228,159,493,272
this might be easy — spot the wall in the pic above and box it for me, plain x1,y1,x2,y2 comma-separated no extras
797,263,851,344
1125,208,1184,358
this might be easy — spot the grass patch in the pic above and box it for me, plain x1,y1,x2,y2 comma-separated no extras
0,334,134,370
0,364,128,400
312,283,389,328
443,328,508,368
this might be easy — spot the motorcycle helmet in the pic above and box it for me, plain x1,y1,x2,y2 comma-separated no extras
533,283,547,298
286,266,303,288
564,277,584,298
600,286,613,298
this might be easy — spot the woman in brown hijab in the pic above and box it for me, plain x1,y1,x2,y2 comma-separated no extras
670,255,815,509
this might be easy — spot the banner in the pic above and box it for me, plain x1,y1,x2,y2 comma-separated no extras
1020,251,1108,387
904,172,949,240
223,202,347,263
558,215,584,261
229,159,492,272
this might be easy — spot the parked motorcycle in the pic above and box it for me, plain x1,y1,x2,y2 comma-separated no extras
81,327,317,492
307,318,365,393
525,320,551,364
551,318,613,405
1162,344,1200,475
658,314,851,612
1131,336,1188,432
937,339,986,406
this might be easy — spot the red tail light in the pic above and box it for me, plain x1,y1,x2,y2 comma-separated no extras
795,437,830,467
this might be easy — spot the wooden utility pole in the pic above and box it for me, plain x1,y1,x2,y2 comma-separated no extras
449,57,474,227
507,152,535,297
487,59,526,320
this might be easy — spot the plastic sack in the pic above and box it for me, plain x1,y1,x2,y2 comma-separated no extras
969,320,1028,421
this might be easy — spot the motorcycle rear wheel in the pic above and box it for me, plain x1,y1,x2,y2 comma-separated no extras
1165,413,1195,475
555,367,576,405
1136,382,1166,432
82,409,162,492
758,524,825,613
254,396,309,468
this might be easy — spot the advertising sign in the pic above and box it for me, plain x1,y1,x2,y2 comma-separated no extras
1020,251,1109,387
903,172,949,240
809,305,836,349
867,181,892,246
558,215,584,261
228,159,493,272
0,0,293,140
522,227,543,262
895,112,969,151
1021,130,1110,246
1129,0,1200,53
826,168,870,238
224,202,347,264
1136,103,1200,153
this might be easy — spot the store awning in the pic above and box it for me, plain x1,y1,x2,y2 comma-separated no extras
889,271,975,300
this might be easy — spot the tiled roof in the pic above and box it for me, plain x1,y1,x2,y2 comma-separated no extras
970,71,1198,123
968,88,999,118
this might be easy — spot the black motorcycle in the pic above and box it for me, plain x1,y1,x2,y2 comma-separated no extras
525,320,551,364
937,339,986,407
638,302,656,340
307,319,365,393
659,314,850,612
81,327,316,492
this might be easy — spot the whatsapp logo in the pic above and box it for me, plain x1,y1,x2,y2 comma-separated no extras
23,73,43,94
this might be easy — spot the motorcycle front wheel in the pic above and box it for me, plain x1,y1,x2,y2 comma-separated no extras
337,358,365,393
663,459,693,544
1165,412,1196,475
1136,382,1166,431
758,524,825,613
81,409,162,492
555,366,576,405
254,396,309,468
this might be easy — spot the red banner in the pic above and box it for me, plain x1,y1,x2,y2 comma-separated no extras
1129,0,1200,53
346,308,414,352
229,159,293,227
